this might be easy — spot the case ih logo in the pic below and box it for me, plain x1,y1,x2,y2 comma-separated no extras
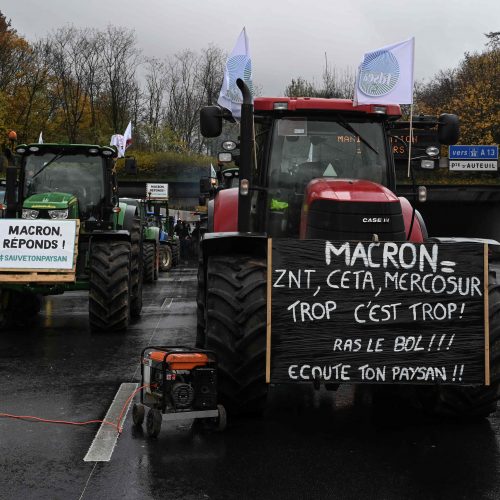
358,49,400,97
362,217,390,223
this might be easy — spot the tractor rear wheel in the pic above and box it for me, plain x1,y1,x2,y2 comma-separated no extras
202,254,267,415
172,241,180,267
143,242,155,283
159,245,172,271
410,261,500,419
153,246,159,280
89,240,131,332
130,218,143,318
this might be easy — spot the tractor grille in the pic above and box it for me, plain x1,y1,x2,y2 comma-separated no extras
306,199,406,241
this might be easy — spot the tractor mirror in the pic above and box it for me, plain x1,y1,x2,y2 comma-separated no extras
200,106,223,138
200,177,212,194
124,157,138,174
438,114,459,145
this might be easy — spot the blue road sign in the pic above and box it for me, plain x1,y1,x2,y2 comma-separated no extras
449,145,498,160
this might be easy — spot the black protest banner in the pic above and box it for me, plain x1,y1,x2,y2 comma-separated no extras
267,240,488,386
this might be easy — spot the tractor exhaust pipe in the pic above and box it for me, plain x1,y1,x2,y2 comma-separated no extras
236,78,254,233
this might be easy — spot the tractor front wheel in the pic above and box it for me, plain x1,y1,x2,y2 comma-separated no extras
143,242,155,283
159,245,172,271
202,254,267,415
89,240,131,332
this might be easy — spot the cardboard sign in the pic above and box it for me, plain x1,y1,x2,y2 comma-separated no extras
146,183,169,200
0,220,77,270
267,239,488,386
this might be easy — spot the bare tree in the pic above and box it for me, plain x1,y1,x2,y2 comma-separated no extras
100,25,141,133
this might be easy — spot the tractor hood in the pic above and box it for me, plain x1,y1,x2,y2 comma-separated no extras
23,192,77,210
304,178,399,206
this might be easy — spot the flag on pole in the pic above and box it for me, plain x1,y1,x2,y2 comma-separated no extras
110,134,125,157
38,132,43,144
210,163,217,178
123,121,132,151
354,37,415,105
218,28,253,121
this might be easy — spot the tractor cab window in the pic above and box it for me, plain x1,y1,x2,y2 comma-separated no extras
24,154,105,218
267,117,388,237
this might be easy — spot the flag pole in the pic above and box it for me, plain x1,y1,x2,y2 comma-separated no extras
407,103,414,178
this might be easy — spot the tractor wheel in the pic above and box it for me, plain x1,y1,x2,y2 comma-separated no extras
195,260,206,348
203,254,267,415
130,218,143,318
143,242,155,283
159,245,172,272
172,241,180,267
89,240,131,332
410,261,500,419
153,246,159,281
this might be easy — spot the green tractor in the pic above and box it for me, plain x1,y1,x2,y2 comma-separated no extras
1,143,143,331
123,196,180,282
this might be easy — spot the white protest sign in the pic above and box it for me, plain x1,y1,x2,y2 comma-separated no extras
146,183,169,200
0,220,77,270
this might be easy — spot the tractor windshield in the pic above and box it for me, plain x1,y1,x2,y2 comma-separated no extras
23,154,105,217
268,117,388,187
266,117,389,237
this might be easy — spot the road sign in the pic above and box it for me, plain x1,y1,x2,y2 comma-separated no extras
146,183,169,200
449,160,498,171
449,145,498,160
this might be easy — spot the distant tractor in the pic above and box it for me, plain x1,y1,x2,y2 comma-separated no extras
1,143,143,331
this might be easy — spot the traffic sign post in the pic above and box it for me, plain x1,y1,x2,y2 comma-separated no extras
449,145,498,172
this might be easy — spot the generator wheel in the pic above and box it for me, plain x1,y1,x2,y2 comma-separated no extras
204,254,267,415
146,408,162,437
143,242,155,283
159,245,172,271
410,261,500,419
89,240,131,332
132,403,145,426
130,218,143,318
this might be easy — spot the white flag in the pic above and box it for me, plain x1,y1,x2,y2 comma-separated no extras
210,163,217,178
38,132,43,144
354,37,414,105
110,134,125,157
218,28,253,121
123,121,132,151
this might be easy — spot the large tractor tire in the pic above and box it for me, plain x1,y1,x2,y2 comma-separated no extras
201,254,267,415
159,245,172,272
409,261,500,419
153,246,159,281
89,240,131,332
172,241,180,267
196,261,205,348
143,242,155,283
130,218,143,318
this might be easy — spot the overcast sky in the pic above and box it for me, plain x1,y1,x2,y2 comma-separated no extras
3,0,498,95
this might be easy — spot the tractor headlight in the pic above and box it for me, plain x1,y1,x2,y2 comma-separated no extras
48,209,69,219
22,209,39,219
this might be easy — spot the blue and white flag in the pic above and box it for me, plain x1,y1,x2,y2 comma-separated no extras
354,37,414,105
218,28,253,121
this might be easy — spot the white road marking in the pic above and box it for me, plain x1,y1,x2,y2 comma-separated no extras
83,383,138,462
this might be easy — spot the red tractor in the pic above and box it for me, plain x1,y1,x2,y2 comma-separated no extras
197,80,499,418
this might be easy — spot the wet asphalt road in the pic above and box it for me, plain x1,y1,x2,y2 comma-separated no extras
1,266,500,500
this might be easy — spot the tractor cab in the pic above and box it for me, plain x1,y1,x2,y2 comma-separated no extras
13,144,116,225
202,95,458,241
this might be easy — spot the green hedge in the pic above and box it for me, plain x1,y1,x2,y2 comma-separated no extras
116,151,215,181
